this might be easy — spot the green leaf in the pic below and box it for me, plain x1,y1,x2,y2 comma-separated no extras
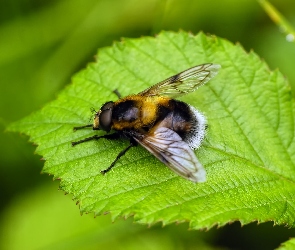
9,31,295,229
0,183,213,250
258,0,295,43
278,238,295,250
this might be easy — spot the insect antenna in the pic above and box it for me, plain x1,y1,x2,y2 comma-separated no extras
90,107,96,114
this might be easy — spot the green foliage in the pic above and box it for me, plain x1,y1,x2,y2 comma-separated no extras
0,183,214,250
278,238,295,250
259,0,295,43
9,31,295,230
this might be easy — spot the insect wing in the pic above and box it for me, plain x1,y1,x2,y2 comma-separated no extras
134,127,206,182
139,63,220,98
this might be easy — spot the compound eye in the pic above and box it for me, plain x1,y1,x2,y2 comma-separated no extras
99,102,113,132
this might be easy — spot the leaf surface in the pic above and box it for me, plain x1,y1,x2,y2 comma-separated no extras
278,238,295,250
9,31,295,229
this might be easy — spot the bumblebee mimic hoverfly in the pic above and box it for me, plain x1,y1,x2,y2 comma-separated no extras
72,63,221,182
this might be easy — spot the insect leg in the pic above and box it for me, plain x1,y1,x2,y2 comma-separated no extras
73,124,93,131
100,140,136,174
113,89,121,99
72,133,120,146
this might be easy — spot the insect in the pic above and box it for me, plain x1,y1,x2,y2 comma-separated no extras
72,63,220,182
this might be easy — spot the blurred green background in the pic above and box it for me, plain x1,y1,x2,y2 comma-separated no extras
1,0,295,249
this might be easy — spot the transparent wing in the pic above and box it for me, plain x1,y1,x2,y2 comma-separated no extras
134,126,206,183
139,63,221,98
